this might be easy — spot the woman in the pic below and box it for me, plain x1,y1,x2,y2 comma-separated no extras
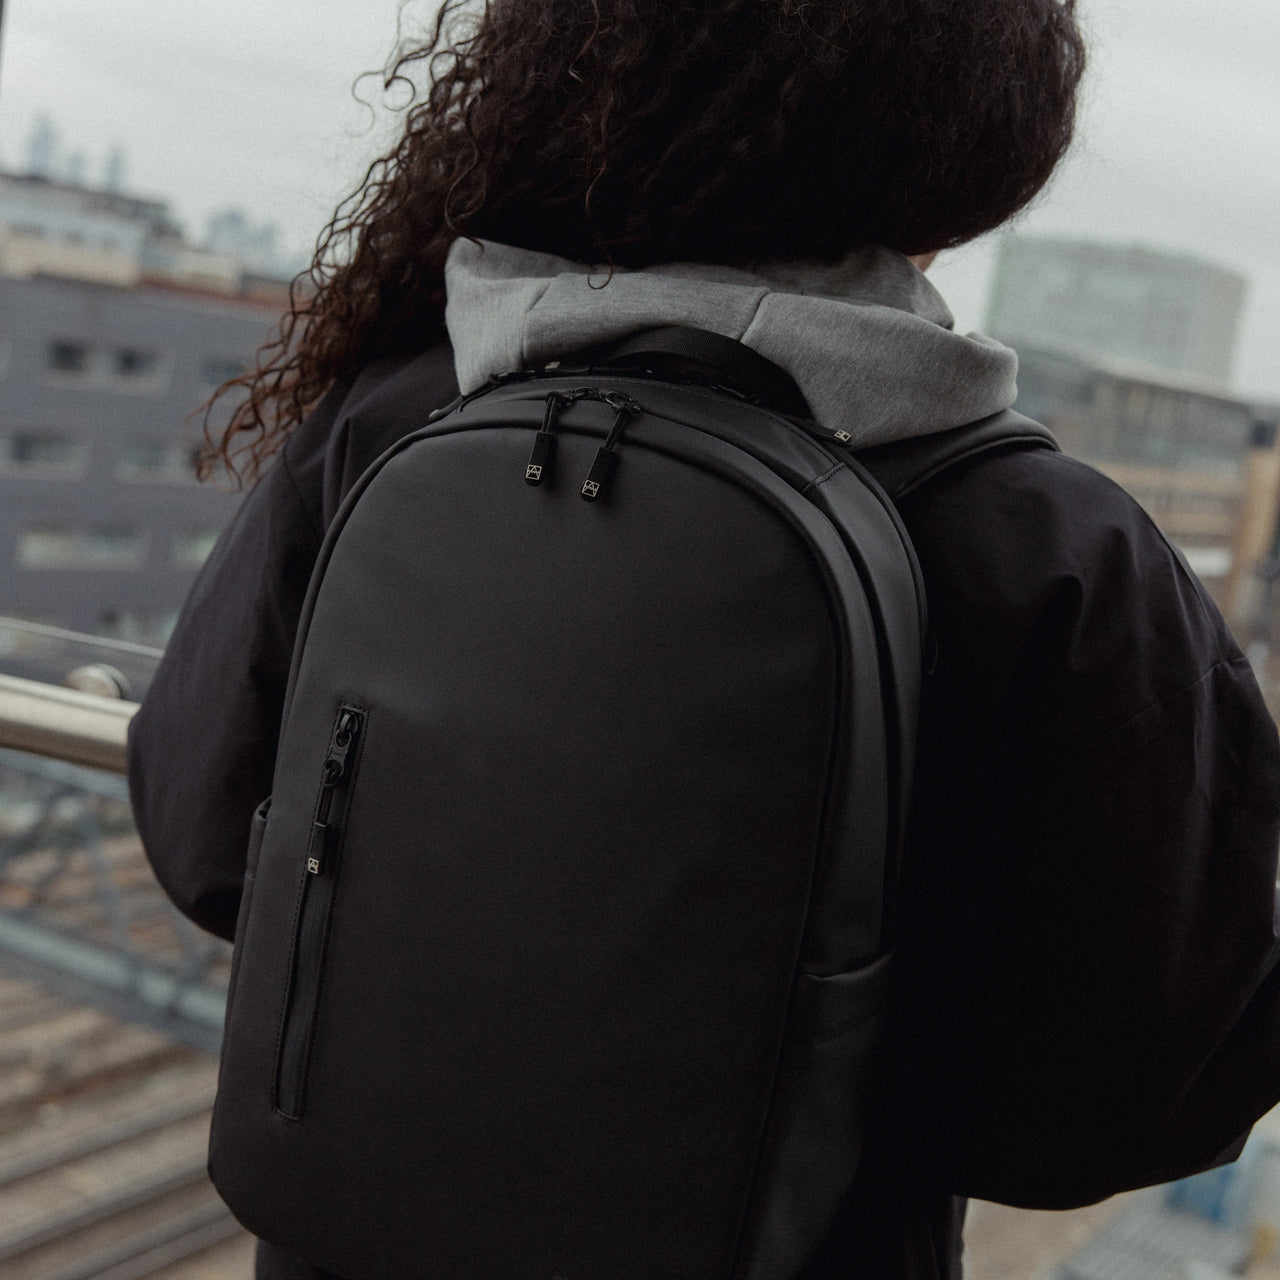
129,2,1280,1277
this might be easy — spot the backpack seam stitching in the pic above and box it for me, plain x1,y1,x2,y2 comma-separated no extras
802,462,847,494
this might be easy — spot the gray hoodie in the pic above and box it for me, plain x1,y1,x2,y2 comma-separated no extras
444,237,1018,448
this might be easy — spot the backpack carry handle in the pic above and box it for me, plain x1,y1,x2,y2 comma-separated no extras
569,325,813,419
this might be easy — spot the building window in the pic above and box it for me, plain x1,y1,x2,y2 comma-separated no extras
83,525,143,566
112,347,161,378
106,346,168,392
47,339,91,373
3,431,82,475
96,608,148,641
116,438,198,483
17,525,76,568
43,342,168,390
17,523,144,569
172,527,221,568
201,356,247,386
118,439,168,472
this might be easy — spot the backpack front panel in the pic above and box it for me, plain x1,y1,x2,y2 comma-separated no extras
211,419,874,1279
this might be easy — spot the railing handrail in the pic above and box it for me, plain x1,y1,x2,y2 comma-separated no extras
0,615,165,660
0,674,136,774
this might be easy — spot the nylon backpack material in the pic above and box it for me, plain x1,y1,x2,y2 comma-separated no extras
208,344,1055,1279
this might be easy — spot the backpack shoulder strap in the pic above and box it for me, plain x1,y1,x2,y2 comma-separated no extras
856,410,1060,502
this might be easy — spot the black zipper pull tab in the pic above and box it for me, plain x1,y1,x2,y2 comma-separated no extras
307,706,364,875
803,420,855,449
306,820,330,876
580,446,617,502
526,392,567,486
581,393,641,502
324,708,361,782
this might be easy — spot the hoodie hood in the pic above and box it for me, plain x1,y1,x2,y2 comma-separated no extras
445,238,1018,448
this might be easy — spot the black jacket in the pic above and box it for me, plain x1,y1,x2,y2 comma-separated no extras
129,341,1280,1279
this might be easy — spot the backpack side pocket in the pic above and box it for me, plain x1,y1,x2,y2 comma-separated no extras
737,952,895,1278
220,799,270,1064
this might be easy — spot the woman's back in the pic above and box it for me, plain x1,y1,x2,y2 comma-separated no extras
124,3,1280,1276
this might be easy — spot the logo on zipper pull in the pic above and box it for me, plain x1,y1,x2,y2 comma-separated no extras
525,393,569,487
580,392,641,502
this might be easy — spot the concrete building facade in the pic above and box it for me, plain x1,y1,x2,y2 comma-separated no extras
0,166,295,651
1013,346,1269,473
0,274,273,643
988,236,1247,386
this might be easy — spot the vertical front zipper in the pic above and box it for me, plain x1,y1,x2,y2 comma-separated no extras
275,703,366,1120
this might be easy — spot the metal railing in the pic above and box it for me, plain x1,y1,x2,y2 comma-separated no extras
0,673,134,773
0,614,156,771
0,614,163,700
0,634,227,1053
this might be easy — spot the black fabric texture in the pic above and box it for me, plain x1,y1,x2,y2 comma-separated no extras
257,1239,343,1280
130,340,1280,1280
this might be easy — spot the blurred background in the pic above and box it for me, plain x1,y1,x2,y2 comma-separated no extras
0,1,1276,1276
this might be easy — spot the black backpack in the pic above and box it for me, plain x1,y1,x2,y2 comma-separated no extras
209,328,1055,1279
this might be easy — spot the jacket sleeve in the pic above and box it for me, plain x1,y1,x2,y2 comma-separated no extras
126,392,341,941
888,448,1280,1208
127,346,459,941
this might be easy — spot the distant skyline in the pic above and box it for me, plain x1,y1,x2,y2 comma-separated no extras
19,113,131,198
6,112,307,276
0,0,1276,401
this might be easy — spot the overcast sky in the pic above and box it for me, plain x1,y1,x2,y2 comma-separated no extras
0,0,1276,399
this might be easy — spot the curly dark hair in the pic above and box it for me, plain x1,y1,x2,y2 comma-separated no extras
206,0,1086,483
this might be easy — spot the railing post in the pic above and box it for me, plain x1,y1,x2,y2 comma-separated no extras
1225,418,1280,632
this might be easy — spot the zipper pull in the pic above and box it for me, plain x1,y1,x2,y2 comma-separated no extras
804,421,855,449
307,707,364,875
324,708,361,783
581,393,641,502
525,392,567,486
306,820,330,876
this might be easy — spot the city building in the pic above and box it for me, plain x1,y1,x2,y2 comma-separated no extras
0,170,258,293
1009,345,1280,601
1013,346,1270,474
0,169,289,650
988,236,1247,385
0,273,273,643
985,236,1272,603
204,207,303,281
